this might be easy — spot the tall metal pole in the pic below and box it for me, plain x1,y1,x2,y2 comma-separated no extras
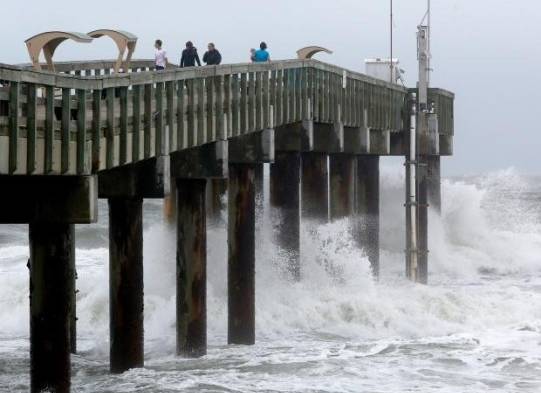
427,0,431,84
406,23,430,283
406,95,418,281
390,0,393,84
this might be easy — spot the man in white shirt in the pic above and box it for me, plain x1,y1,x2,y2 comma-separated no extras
154,39,168,70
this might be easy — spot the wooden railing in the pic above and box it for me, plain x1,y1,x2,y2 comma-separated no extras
0,59,453,175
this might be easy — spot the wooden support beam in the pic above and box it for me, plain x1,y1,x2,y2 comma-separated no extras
228,163,255,345
329,154,355,221
274,121,311,152
109,197,144,373
0,175,97,224
228,128,274,164
170,141,228,180
312,122,342,153
29,221,73,393
270,151,301,281
176,178,207,357
301,152,329,224
354,156,380,277
98,156,168,199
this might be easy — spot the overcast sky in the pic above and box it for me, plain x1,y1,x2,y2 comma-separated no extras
1,0,539,175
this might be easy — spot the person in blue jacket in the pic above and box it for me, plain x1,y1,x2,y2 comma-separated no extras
253,42,270,62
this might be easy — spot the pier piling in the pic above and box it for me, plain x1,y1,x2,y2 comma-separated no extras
354,156,380,276
301,152,329,224
207,179,227,224
29,222,73,393
329,154,355,221
228,164,256,344
270,151,301,281
254,163,264,209
108,197,144,373
176,178,207,357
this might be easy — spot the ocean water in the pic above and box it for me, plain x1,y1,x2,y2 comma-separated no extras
1,166,541,392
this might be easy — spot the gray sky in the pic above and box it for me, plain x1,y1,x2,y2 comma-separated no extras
1,0,539,175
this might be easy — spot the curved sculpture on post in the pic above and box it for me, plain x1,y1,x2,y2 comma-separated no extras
25,31,93,71
296,46,333,60
87,30,138,73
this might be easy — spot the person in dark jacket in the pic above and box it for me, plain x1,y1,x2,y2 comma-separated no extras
180,41,201,67
203,43,222,65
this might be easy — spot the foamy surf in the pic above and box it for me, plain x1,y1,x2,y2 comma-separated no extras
1,166,541,392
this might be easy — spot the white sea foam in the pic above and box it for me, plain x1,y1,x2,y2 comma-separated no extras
1,166,541,392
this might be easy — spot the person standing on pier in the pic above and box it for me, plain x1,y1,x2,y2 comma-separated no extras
253,42,270,62
180,41,202,67
203,43,222,65
154,39,168,70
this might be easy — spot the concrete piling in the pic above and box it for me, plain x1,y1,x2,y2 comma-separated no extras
270,151,301,281
301,152,329,224
354,156,380,276
228,164,256,345
176,178,207,357
108,197,144,373
329,154,355,221
29,222,73,393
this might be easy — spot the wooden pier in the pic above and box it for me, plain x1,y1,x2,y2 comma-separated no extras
0,57,453,392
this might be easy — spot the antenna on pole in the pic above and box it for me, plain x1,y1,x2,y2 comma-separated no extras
390,0,393,84
427,0,431,84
